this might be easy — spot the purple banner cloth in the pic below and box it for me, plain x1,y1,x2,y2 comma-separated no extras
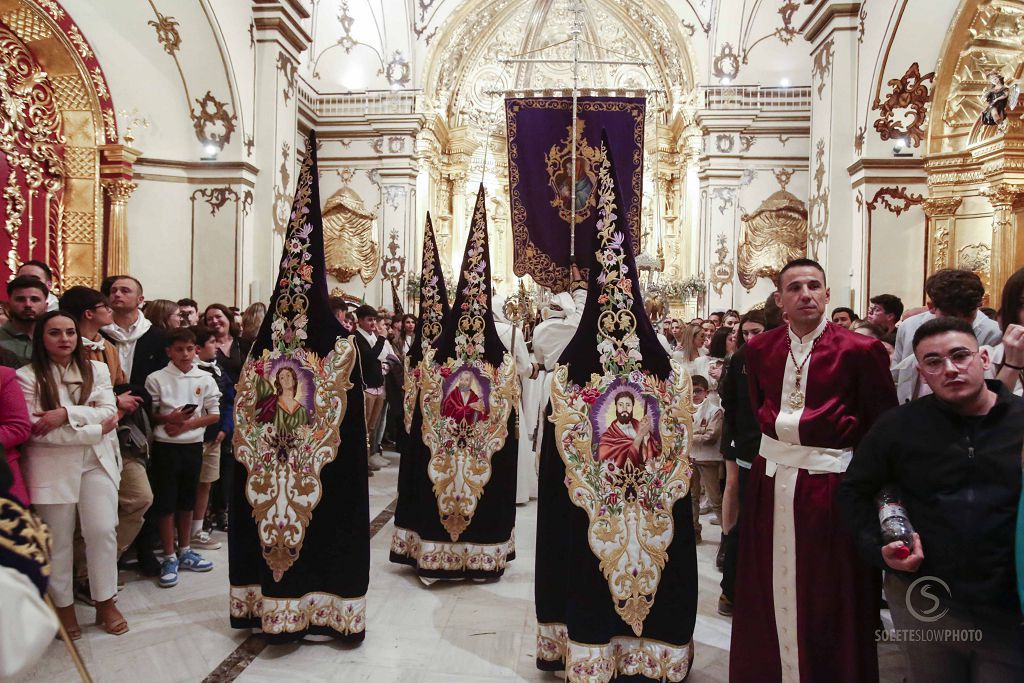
505,96,645,292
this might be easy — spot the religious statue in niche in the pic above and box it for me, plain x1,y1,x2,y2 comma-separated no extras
980,72,1019,130
737,190,808,291
322,186,379,285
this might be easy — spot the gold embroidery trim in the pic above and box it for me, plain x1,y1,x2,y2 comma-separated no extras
390,526,515,574
229,585,366,636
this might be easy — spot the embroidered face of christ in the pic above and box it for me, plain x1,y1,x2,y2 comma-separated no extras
615,395,635,424
596,391,660,468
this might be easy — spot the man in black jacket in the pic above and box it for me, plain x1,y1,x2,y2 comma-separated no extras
839,316,1024,682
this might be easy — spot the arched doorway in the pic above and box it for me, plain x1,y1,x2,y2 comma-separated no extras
0,0,118,290
417,0,697,295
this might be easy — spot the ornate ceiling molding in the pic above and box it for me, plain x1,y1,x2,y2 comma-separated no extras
422,0,695,124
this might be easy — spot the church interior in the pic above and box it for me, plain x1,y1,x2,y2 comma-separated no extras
3,0,1023,681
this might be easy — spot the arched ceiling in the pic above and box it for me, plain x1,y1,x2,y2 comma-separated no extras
421,0,695,128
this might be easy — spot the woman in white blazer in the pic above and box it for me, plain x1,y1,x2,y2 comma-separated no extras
17,310,126,639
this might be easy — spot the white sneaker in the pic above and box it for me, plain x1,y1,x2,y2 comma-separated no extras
709,514,721,526
190,530,222,550
368,453,389,469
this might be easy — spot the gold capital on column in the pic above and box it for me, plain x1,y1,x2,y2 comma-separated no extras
102,179,137,275
980,184,1024,307
921,196,963,272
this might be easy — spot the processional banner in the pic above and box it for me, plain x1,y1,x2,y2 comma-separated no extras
505,96,645,292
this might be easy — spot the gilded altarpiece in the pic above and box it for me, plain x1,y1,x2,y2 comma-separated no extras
0,0,117,289
925,0,1024,306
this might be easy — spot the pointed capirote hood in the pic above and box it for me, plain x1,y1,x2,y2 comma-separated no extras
431,184,505,366
248,129,348,357
409,212,450,367
558,130,671,385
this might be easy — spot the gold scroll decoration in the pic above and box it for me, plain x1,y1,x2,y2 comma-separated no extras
323,186,378,285
737,190,808,291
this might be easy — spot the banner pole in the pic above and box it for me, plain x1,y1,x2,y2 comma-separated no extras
568,0,584,265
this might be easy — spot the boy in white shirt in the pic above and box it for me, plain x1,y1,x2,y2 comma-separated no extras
145,328,221,588
690,375,724,543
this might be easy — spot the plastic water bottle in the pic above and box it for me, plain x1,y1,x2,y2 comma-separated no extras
876,488,914,559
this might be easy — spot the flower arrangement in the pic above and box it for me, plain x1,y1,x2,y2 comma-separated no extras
661,275,707,301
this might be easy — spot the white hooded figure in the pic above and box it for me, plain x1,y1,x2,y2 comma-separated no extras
530,285,588,467
492,295,537,504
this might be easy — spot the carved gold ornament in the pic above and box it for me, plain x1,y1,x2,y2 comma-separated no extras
958,242,992,298
233,135,356,582
738,190,808,291
866,186,924,216
935,1,1024,150
147,11,180,56
811,38,834,98
0,19,63,276
192,90,236,148
712,42,740,80
323,186,379,285
873,63,935,147
549,138,693,637
709,233,734,296
807,139,829,259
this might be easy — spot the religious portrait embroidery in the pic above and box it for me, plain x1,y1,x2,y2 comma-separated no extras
418,191,519,542
545,119,601,223
253,362,314,433
233,135,356,582
591,381,662,469
440,366,490,425
549,139,694,637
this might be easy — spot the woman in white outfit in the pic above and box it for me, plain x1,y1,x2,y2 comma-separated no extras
672,322,711,379
17,310,125,639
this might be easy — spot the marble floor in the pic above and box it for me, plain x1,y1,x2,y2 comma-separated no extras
16,450,908,682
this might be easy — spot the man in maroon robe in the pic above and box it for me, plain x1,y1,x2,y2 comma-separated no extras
441,371,487,425
596,391,660,468
730,258,897,683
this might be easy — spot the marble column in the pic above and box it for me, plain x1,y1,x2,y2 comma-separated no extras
251,0,311,303
802,1,862,309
